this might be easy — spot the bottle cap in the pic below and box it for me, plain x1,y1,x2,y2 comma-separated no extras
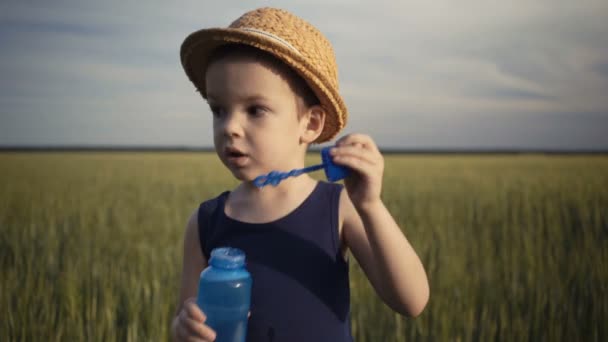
209,247,246,269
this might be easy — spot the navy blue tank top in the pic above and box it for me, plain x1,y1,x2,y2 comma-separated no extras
198,181,353,342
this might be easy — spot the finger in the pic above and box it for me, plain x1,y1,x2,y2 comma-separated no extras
336,134,359,147
332,154,377,174
331,145,379,165
176,322,205,342
248,311,251,318
180,308,215,340
334,134,349,146
332,148,382,172
184,316,217,341
180,304,216,341
184,299,207,323
336,134,377,151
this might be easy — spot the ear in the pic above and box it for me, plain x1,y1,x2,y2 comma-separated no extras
299,105,326,144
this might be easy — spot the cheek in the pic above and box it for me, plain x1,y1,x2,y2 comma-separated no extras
269,121,299,144
212,125,224,152
212,127,220,144
212,119,225,137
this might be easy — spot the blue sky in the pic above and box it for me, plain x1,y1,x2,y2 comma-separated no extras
1,0,607,149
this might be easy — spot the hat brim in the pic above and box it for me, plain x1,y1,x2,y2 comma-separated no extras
180,27,346,143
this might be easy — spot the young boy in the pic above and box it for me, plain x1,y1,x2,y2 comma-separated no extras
172,7,429,341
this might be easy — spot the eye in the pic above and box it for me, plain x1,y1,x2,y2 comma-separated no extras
247,105,267,117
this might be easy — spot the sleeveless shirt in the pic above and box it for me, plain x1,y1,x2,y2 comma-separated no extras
197,181,353,342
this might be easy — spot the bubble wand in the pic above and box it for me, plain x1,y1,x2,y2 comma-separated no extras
253,146,350,188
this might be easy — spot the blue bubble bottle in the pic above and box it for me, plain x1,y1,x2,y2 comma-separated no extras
197,247,252,342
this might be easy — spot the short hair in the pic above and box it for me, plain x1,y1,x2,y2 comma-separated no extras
204,44,320,109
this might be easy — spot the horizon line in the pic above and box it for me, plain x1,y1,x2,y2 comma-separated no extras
1,145,607,155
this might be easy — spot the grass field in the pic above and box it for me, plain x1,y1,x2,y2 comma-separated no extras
1,152,607,341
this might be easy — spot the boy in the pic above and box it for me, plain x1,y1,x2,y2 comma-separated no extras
172,7,429,341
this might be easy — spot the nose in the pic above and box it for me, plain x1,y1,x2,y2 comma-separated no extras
218,111,244,138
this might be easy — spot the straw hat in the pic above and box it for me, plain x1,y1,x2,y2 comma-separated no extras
180,7,347,143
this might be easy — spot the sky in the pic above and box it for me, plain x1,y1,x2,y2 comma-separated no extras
1,0,607,150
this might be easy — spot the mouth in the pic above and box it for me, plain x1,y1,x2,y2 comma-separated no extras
225,147,249,166
226,147,246,157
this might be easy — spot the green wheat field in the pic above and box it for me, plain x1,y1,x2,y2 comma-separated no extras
1,152,607,341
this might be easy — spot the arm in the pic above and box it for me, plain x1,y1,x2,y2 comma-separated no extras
341,190,429,317
332,134,429,317
171,209,217,341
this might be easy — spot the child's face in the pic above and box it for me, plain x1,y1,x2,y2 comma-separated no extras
205,55,308,181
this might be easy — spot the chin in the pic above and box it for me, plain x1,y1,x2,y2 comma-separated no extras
228,168,257,182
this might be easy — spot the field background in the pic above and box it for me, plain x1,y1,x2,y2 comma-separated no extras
1,152,607,341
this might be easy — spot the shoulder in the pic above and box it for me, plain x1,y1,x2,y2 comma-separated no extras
199,191,229,218
184,191,230,261
182,206,206,266
197,191,231,230
196,191,231,258
314,181,344,217
316,180,344,199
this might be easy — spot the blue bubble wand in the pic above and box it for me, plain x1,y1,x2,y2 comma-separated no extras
253,146,350,188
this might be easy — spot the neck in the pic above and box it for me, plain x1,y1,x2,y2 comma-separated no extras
224,174,318,223
236,174,315,201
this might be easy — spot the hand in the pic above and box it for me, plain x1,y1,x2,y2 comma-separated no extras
330,134,384,210
173,297,217,341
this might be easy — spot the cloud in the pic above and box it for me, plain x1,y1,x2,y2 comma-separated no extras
0,0,607,148
330,1,608,116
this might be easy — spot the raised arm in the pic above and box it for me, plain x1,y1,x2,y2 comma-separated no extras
331,134,429,317
341,190,429,317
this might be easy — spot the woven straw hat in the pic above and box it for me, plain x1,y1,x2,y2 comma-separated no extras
180,7,347,143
